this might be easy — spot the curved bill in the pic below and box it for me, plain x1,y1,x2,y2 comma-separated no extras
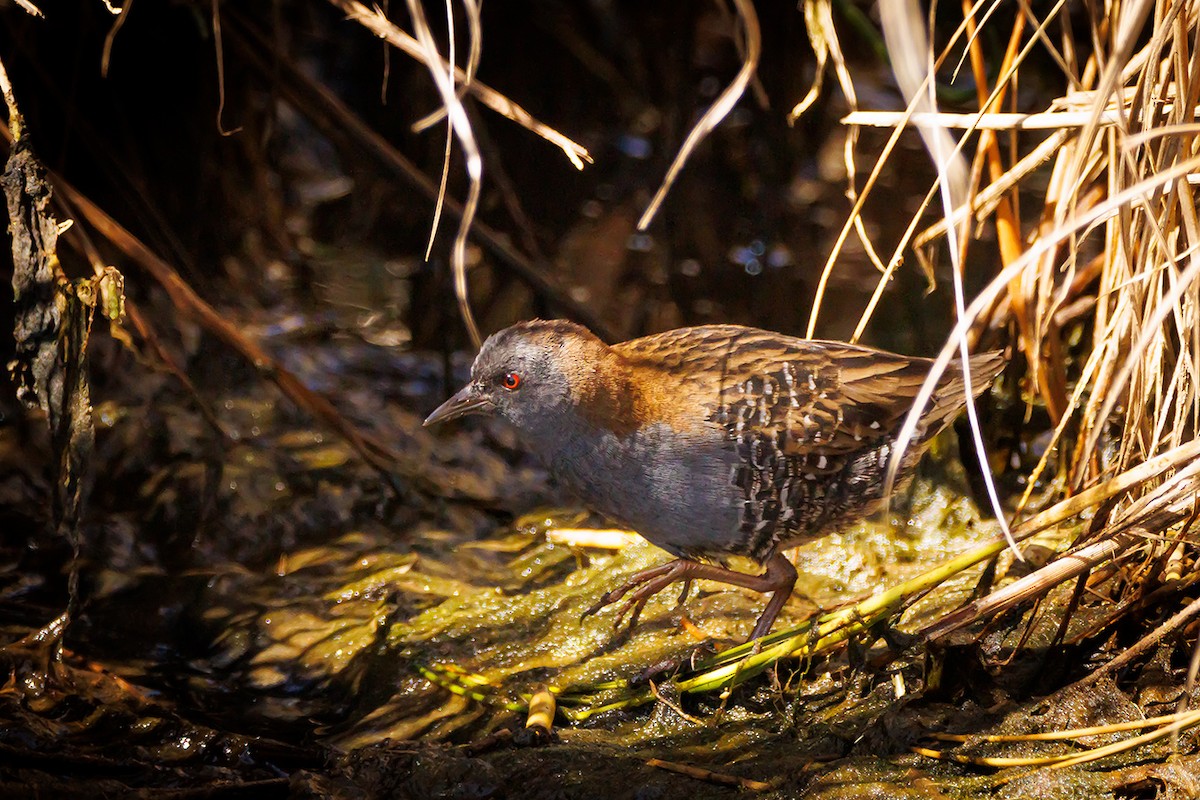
423,383,490,426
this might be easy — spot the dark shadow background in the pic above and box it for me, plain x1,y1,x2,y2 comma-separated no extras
0,0,995,360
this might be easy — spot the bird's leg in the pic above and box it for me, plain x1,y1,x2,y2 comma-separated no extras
744,553,799,641
676,579,693,607
581,552,799,642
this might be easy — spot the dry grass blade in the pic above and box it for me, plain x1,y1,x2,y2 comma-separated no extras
405,0,483,348
636,0,760,231
14,0,43,18
842,108,1166,129
100,0,134,77
929,712,1198,743
423,0,460,263
787,0,832,123
910,744,1071,768
327,0,591,170
1031,708,1200,775
790,0,887,277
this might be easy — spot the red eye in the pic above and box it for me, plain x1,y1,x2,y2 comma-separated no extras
501,372,522,390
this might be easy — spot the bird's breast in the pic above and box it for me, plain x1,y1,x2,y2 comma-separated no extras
541,420,744,559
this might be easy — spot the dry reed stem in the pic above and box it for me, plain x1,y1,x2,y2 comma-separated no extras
636,0,760,231
327,0,591,170
405,0,483,348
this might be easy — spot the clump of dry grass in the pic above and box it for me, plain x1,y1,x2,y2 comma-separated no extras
818,0,1200,764
870,1,1200,641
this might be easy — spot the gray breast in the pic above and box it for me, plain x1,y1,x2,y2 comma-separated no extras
541,421,742,560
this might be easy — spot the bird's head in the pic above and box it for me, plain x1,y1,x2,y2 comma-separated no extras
423,320,609,436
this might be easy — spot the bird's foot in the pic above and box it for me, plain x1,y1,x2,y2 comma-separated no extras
581,560,693,633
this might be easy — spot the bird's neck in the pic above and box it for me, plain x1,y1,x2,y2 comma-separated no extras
529,356,646,468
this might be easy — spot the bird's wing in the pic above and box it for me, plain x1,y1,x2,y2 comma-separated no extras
616,326,997,462
717,339,933,460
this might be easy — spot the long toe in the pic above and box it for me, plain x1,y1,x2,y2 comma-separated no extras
583,560,685,621
615,597,649,631
675,579,693,608
581,591,617,621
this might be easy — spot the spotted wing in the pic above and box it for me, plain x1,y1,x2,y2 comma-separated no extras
617,325,937,455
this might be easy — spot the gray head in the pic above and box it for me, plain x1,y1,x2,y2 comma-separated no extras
423,320,609,435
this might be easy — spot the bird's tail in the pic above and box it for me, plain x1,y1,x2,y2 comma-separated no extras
922,350,1005,434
